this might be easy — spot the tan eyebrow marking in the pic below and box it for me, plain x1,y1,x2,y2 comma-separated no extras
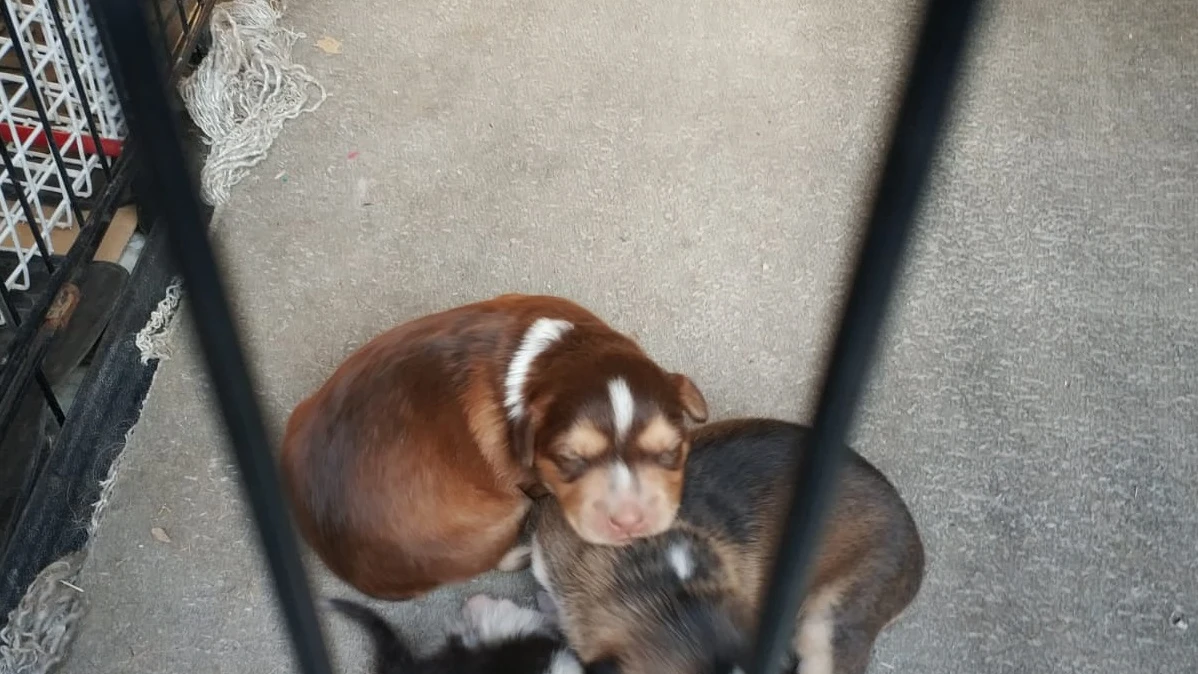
558,419,610,459
636,415,681,454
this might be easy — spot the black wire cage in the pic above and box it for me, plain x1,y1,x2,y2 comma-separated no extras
6,0,979,671
0,0,216,618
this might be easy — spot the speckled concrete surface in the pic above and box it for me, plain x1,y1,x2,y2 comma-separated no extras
60,0,1197,672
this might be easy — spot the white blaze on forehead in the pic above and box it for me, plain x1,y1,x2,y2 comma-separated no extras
666,541,694,581
609,460,635,494
505,318,574,419
607,377,635,441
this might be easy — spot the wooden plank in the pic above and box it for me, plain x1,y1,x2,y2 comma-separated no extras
0,204,138,263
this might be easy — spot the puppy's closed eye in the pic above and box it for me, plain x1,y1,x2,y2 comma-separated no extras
635,416,686,470
552,453,590,481
652,448,682,470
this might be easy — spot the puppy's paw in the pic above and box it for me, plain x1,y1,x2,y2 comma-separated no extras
461,594,551,646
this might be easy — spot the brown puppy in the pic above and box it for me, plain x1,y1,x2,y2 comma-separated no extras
530,418,925,674
280,294,708,599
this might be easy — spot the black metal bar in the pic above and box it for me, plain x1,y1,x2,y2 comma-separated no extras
0,284,63,424
0,283,17,328
169,1,217,82
0,2,87,226
146,0,176,68
747,1,981,673
0,142,55,270
173,0,192,32
0,221,172,612
42,380,65,425
44,382,65,425
0,283,79,437
91,4,335,674
44,0,113,178
0,158,128,439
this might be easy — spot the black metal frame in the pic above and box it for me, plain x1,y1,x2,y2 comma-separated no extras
87,0,979,673
0,0,216,618
747,2,980,670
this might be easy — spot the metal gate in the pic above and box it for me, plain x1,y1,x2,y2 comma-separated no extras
0,0,215,617
86,0,979,672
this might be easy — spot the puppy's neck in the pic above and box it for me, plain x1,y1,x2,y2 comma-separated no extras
639,534,750,674
645,595,748,674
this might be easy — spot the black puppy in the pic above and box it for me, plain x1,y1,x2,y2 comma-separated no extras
329,594,584,674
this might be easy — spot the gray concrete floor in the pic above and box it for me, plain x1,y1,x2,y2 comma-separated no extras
60,0,1197,672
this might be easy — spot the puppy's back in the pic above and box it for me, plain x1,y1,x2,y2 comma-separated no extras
684,419,925,671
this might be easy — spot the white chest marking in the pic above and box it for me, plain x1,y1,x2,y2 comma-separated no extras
607,376,636,441
548,650,585,674
530,535,553,591
504,318,574,419
666,541,695,581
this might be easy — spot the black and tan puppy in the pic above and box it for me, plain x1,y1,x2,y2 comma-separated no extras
530,419,925,674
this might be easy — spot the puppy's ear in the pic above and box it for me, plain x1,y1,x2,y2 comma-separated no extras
671,373,708,423
511,415,538,468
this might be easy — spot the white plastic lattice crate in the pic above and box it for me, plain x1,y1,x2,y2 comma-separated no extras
0,0,127,294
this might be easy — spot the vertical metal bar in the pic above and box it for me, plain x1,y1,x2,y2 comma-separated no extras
90,4,334,674
173,0,192,32
0,1,87,226
44,0,114,177
0,158,124,453
146,0,175,64
0,209,166,616
41,377,65,424
0,283,17,326
169,0,217,83
0,141,56,271
0,281,80,434
0,285,64,425
747,1,981,673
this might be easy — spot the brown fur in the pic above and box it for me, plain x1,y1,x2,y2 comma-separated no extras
530,418,925,674
280,294,705,599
